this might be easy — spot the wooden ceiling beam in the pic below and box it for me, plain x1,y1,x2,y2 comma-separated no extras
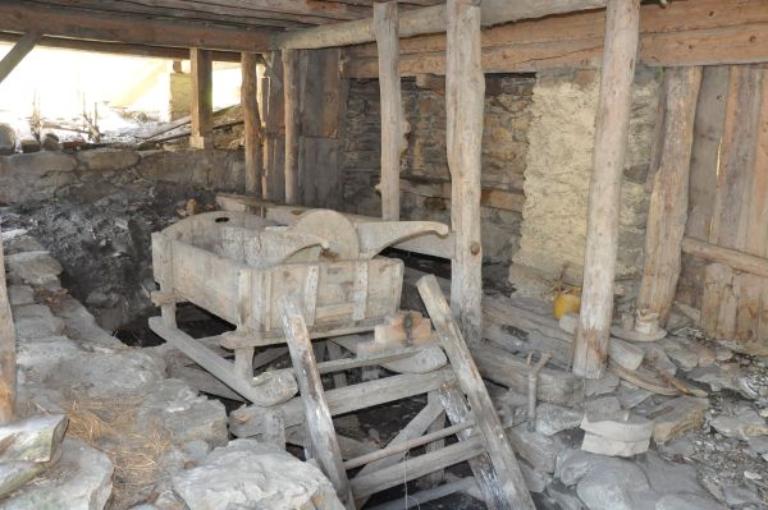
0,3,273,52
0,31,39,85
274,0,607,49
0,32,241,62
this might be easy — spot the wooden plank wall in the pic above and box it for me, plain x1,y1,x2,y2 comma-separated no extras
686,64,768,355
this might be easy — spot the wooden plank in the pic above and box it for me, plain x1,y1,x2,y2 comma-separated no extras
283,49,300,204
342,0,768,78
274,0,607,50
0,3,271,52
417,274,534,509
0,31,39,85
229,368,457,437
573,0,640,379
262,51,286,202
686,66,730,241
701,263,730,335
709,65,764,250
682,237,768,279
447,0,484,345
0,225,16,424
635,67,702,326
279,297,354,509
241,52,263,197
438,385,507,510
190,48,213,149
744,67,768,257
374,1,404,221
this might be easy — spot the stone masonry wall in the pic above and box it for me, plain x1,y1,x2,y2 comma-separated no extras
341,76,535,263
511,67,661,296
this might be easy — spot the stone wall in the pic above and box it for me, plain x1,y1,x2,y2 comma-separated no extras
341,75,535,263
0,147,245,205
511,67,661,296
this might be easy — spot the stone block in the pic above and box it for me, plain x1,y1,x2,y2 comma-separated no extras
581,411,653,442
7,285,34,306
77,148,140,172
5,251,63,286
648,396,708,444
710,408,768,439
12,304,65,340
581,432,650,457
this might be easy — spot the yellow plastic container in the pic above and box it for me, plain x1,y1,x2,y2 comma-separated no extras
553,289,581,320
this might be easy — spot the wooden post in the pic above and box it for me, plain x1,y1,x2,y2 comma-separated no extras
190,47,213,149
0,31,39,85
241,52,263,197
374,1,405,221
282,49,300,204
572,0,640,379
0,225,16,424
262,52,286,202
446,0,484,345
417,274,535,510
635,67,703,328
279,297,354,509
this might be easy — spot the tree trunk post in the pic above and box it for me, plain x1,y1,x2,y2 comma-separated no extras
190,47,213,149
241,52,263,197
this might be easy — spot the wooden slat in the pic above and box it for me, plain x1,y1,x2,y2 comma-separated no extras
0,3,272,52
283,49,300,204
280,297,354,509
262,52,287,202
417,274,534,509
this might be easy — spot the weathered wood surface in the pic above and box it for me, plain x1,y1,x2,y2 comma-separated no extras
262,52,286,202
447,0,484,346
573,0,640,379
0,414,67,463
148,317,298,406
438,384,507,510
229,368,457,437
241,52,263,197
282,49,300,204
342,0,768,78
331,335,447,374
374,1,405,221
0,225,16,423
356,221,449,260
280,297,354,509
683,238,768,279
275,0,607,50
0,31,39,85
636,67,702,327
190,48,213,149
417,274,534,509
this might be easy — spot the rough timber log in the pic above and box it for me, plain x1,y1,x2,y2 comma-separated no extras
635,67,703,327
374,1,405,221
241,52,263,197
573,0,640,379
0,225,15,423
0,31,39,85
190,48,213,150
282,49,300,204
447,0,484,345
274,0,607,50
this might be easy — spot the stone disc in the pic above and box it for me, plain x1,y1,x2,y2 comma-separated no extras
291,209,360,260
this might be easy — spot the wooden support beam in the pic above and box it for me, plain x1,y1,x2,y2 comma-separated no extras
280,297,354,509
635,67,703,327
241,52,263,197
282,49,300,204
190,48,213,150
0,31,39,85
0,32,240,62
417,274,535,509
374,1,404,221
0,3,271,52
262,52,286,202
274,0,607,50
572,0,640,379
0,225,16,424
683,237,768,278
447,0,484,344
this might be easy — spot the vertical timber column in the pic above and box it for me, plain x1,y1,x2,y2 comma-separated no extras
0,225,15,423
262,52,286,202
573,0,640,378
635,67,703,329
241,52,263,197
190,48,213,149
283,49,300,204
446,0,484,344
374,1,405,221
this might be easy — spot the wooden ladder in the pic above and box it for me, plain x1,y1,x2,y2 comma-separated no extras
279,274,535,510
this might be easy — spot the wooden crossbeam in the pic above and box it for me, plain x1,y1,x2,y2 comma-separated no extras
0,31,39,85
0,3,271,52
